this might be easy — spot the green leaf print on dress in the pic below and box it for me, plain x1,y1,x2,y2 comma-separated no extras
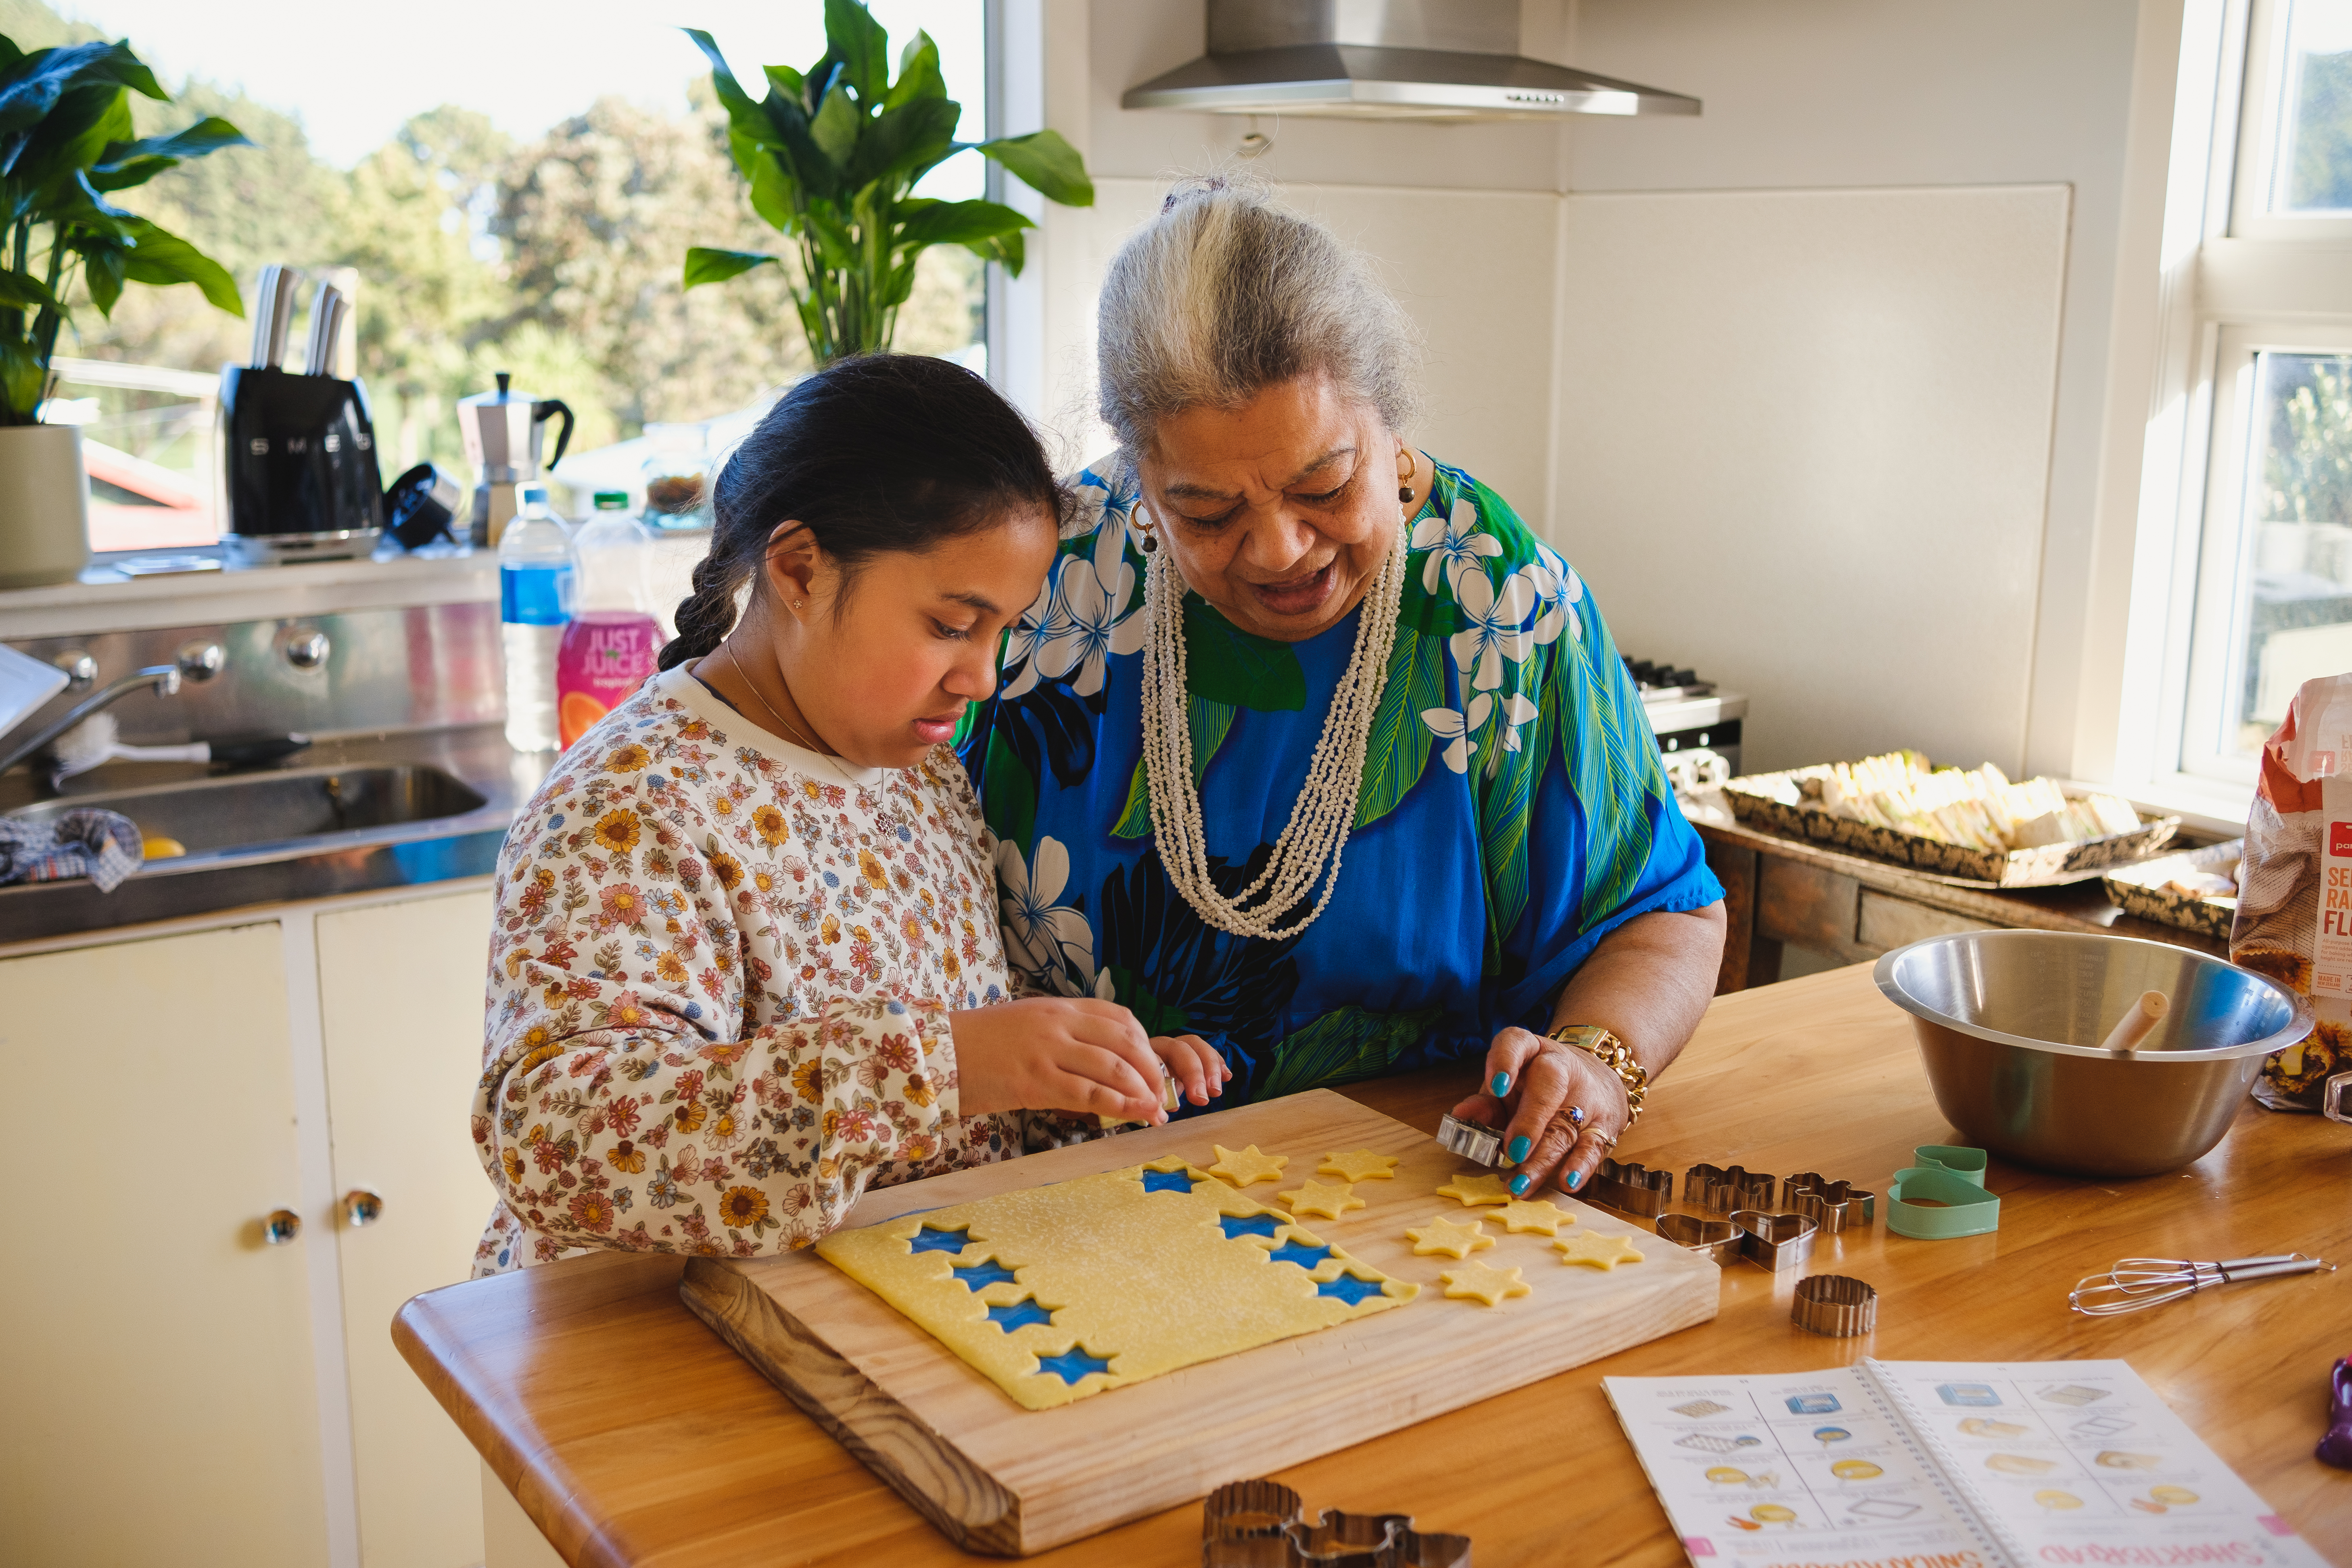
1260,1003,1443,1101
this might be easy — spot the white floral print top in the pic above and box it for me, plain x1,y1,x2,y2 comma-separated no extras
471,665,1017,1274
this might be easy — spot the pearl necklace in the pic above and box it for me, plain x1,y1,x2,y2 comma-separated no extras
1138,527,1408,940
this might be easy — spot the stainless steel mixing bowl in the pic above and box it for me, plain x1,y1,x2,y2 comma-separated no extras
1873,930,2313,1177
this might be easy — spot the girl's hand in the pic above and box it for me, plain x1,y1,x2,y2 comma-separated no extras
1153,1032,1230,1106
1445,1027,1631,1198
950,997,1167,1123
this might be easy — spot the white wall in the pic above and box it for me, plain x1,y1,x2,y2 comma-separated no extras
1025,0,2158,778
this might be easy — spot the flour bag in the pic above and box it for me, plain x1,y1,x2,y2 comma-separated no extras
2229,672,2352,1109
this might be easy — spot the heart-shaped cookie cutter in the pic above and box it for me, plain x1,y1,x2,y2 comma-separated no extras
1886,1162,2000,1239
1587,1158,1675,1218
1913,1145,1988,1186
1730,1209,1819,1272
1654,1212,1742,1265
1686,1163,1778,1215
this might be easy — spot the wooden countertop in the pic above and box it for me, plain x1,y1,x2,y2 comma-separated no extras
396,965,2352,1567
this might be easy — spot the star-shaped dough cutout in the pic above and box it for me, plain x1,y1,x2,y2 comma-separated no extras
1276,1180,1366,1221
1435,1171,1513,1207
1317,1148,1400,1183
1404,1214,1494,1259
1207,1145,1289,1187
1496,1197,1572,1235
1439,1259,1532,1307
1553,1232,1646,1270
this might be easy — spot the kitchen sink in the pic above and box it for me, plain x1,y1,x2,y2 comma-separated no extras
8,764,490,856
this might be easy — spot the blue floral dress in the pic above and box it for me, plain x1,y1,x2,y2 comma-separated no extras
958,453,1722,1108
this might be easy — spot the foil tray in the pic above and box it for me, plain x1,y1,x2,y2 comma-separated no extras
1723,766,2180,888
2100,838,2242,940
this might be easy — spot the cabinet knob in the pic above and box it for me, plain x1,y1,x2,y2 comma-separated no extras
343,1189,384,1228
261,1209,301,1245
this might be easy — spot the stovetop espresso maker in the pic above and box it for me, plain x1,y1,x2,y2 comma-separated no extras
458,372,574,547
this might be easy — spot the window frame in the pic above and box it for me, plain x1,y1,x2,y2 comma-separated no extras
2231,0,2352,239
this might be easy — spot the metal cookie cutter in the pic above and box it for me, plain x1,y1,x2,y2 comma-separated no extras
1656,1213,1742,1265
1586,1158,1674,1218
1730,1209,1818,1272
1792,1274,1879,1336
1094,1062,1183,1130
1436,1113,1503,1167
1686,1163,1777,1215
1203,1479,1471,1568
1786,1178,1876,1234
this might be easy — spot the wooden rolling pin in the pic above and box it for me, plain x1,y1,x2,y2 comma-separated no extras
2100,990,2169,1054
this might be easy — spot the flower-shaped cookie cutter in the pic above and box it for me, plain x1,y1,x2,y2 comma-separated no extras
1782,1175,1877,1234
1586,1157,1675,1218
1203,1478,1471,1568
1685,1162,1778,1214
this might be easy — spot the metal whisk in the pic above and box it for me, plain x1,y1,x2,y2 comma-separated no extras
2069,1253,2334,1316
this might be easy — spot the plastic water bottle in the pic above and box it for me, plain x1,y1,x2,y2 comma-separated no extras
556,491,662,748
499,482,574,752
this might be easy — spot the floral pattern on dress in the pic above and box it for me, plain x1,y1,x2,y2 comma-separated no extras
469,666,1019,1276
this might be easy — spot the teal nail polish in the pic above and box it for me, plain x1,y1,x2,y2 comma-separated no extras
1510,1172,1531,1196
1507,1134,1532,1163
1489,1071,1510,1096
1566,1170,1584,1191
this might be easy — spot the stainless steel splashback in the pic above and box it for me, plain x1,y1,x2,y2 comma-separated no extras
4,600,503,745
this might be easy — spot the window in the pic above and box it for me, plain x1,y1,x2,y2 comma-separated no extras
2166,0,2352,789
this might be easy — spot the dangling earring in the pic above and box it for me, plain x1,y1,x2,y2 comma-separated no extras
1132,508,1160,553
1396,447,1415,517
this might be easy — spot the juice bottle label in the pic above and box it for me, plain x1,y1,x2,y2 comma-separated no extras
557,611,661,747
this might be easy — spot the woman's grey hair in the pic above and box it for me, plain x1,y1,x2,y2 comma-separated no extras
1095,175,1423,453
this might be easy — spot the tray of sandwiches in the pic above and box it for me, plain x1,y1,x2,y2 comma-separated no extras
1721,750,2180,888
2099,838,2243,939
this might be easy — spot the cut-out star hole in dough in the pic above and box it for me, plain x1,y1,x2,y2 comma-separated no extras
986,1298,1055,1332
1316,1273,1389,1306
1266,1237,1334,1272
1317,1148,1401,1183
1140,1168,1199,1194
1218,1212,1286,1241
1405,1215,1495,1259
950,1257,1020,1292
1554,1232,1646,1270
907,1224,973,1255
1496,1198,1572,1235
1033,1345,1114,1384
1277,1180,1366,1221
1435,1171,1513,1207
1208,1144,1289,1187
1439,1260,1532,1306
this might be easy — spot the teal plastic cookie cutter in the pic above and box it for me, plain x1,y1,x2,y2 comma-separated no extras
1912,1145,1988,1186
1887,1146,1999,1240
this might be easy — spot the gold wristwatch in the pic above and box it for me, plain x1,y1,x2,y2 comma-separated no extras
1546,1024,1649,1125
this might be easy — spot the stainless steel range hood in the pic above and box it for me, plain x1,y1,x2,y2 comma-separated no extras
1124,0,1700,122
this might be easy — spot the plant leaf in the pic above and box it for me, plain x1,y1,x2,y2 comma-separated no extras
962,229,1024,275
90,115,249,190
0,268,62,312
852,94,959,189
894,197,1030,250
760,64,807,107
115,217,242,314
808,83,859,168
0,42,163,141
975,129,1094,207
683,246,779,289
76,236,123,315
823,0,891,102
745,151,797,233
885,31,946,109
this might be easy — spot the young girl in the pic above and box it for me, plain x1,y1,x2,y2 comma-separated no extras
471,355,1226,1274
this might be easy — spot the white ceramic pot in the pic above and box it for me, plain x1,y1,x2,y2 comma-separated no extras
0,422,90,589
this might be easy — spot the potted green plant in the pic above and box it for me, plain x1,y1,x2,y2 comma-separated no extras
682,1,1093,366
0,35,247,588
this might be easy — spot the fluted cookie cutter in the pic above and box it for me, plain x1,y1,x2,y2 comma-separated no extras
1656,1212,1742,1265
1730,1209,1819,1272
1202,1478,1471,1568
1686,1163,1778,1214
1587,1158,1674,1218
1886,1161,1999,1240
1785,1178,1876,1234
1792,1274,1879,1336
1436,1113,1503,1167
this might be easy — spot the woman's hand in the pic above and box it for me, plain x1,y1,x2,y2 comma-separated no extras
1445,1027,1630,1197
1153,1032,1230,1107
951,997,1168,1123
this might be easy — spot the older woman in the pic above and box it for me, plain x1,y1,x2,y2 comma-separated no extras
960,180,1726,1199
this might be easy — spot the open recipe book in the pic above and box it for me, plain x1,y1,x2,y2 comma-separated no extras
1604,1359,2325,1568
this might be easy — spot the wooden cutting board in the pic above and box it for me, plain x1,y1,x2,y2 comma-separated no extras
680,1088,1719,1556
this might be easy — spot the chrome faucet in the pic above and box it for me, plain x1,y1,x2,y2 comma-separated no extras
0,641,225,777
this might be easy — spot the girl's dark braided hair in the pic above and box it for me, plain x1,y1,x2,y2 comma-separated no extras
656,353,1064,672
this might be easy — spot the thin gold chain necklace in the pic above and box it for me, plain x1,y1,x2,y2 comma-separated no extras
721,641,858,786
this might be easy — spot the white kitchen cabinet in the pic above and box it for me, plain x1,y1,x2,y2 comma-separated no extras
318,888,497,1568
0,921,331,1568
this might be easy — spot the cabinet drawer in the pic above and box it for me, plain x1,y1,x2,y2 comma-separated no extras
1857,890,1993,952
1756,858,1867,957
